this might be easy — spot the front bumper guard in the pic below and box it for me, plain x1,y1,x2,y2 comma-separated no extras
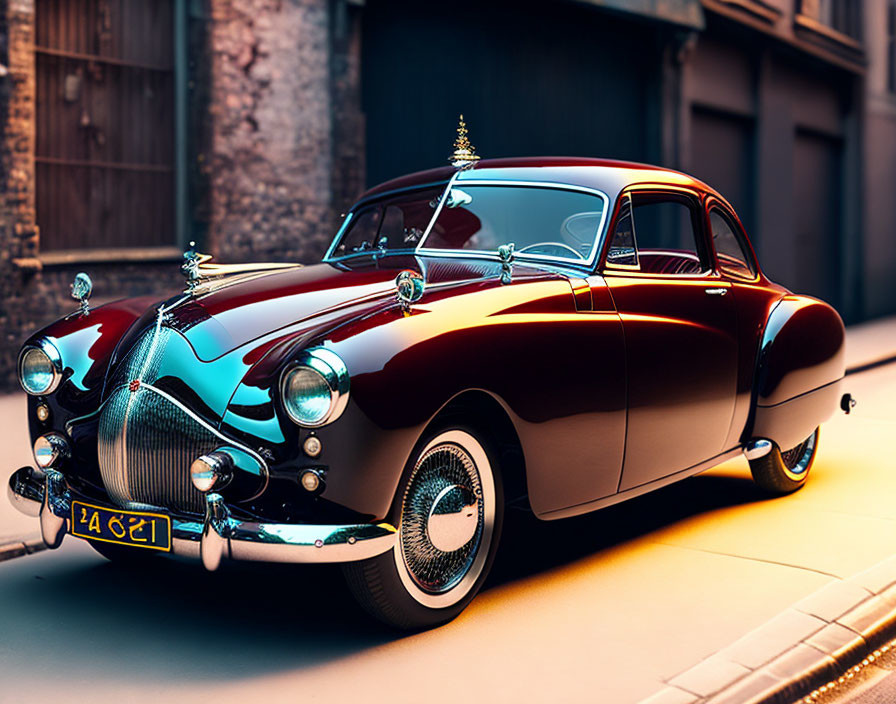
8,466,396,571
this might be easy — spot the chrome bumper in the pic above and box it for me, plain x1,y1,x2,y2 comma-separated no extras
7,466,396,570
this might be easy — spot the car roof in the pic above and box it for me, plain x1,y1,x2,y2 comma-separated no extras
359,157,719,204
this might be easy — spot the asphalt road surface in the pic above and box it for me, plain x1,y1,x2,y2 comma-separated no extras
1,362,894,704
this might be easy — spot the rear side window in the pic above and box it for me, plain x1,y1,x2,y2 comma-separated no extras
609,192,708,276
709,208,755,279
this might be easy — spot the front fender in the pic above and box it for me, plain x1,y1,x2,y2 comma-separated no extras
22,297,159,430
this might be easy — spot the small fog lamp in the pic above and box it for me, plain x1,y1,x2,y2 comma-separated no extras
303,435,322,458
36,403,50,423
190,453,231,493
300,470,322,493
33,433,69,469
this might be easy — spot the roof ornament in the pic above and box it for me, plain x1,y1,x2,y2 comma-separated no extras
449,114,481,170
497,243,515,284
70,272,92,315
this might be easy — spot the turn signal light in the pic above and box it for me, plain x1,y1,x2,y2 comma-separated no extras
300,469,323,493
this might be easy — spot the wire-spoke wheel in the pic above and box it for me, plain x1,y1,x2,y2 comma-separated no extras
343,426,503,629
748,427,819,495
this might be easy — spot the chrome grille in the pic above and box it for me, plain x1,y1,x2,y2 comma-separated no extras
97,324,214,514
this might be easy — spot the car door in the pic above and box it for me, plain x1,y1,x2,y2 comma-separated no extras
602,188,739,491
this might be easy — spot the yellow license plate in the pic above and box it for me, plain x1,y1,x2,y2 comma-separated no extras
71,500,171,552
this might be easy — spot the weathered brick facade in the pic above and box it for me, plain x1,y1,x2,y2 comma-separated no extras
205,0,335,263
0,0,364,390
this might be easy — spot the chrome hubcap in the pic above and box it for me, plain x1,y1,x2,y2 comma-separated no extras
400,441,484,595
781,429,817,480
427,484,479,553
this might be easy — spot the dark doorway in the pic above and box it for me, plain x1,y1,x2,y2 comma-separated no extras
690,106,755,236
35,0,176,252
792,129,842,310
361,0,659,188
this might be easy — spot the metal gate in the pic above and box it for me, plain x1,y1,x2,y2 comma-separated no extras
34,0,177,253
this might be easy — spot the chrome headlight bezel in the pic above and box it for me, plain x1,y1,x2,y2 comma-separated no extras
18,340,63,396
279,347,350,428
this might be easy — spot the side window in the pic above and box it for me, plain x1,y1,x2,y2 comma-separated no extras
335,205,382,255
606,194,638,267
709,208,755,279
629,193,708,276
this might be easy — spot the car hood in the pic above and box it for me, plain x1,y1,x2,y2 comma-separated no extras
163,256,560,361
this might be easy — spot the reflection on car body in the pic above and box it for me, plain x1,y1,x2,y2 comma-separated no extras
9,143,848,628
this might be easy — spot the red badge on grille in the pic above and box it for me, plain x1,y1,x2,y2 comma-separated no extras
128,379,141,393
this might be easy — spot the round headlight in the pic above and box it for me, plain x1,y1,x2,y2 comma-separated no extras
19,343,62,395
280,348,349,428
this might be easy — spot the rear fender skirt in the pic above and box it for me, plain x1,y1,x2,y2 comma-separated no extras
748,295,845,446
752,379,842,451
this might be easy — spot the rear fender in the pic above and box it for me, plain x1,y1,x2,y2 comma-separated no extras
749,295,845,449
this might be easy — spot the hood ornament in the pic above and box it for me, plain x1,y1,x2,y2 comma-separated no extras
497,243,515,284
395,270,425,315
70,272,92,315
449,114,480,170
181,241,213,293
180,241,299,295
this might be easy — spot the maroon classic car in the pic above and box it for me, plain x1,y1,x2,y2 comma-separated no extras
9,156,847,629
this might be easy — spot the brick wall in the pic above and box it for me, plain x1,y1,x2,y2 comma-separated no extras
0,0,365,391
204,0,357,264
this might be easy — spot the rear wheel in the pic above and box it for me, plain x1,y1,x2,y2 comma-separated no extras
343,426,503,630
748,427,819,495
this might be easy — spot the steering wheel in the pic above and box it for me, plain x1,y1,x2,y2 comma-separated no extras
516,241,584,259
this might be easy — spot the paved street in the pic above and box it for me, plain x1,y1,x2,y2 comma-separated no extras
0,330,894,703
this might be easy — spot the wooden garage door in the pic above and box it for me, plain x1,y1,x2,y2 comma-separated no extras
361,0,657,188
35,0,176,252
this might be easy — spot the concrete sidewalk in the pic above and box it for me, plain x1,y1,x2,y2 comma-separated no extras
641,315,896,704
842,316,896,372
0,391,37,550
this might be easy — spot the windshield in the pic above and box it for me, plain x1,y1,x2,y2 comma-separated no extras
421,184,607,262
329,182,608,264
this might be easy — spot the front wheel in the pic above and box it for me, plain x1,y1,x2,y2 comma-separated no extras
343,427,503,630
748,427,819,495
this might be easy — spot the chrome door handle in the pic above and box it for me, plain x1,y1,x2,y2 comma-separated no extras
704,287,728,296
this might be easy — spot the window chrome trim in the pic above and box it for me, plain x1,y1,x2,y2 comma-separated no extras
18,338,64,395
705,202,761,283
324,178,611,271
600,185,716,278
